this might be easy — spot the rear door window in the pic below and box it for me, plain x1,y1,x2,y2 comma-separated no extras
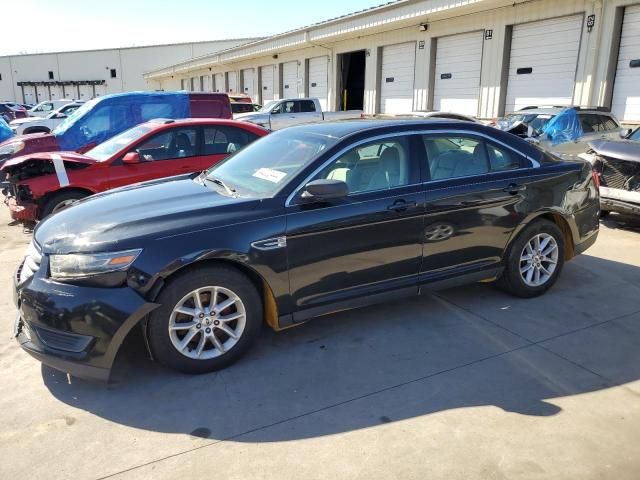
423,135,489,180
135,127,198,161
298,100,317,113
203,126,257,155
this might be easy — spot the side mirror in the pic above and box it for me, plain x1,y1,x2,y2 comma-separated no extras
620,128,632,138
301,179,348,201
123,152,141,164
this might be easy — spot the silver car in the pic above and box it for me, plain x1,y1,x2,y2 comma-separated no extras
496,107,628,156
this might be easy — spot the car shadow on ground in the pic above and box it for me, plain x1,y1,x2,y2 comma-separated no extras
42,255,640,443
601,213,640,232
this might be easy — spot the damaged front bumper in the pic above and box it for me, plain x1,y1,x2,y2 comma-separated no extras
14,255,159,382
600,186,640,215
5,195,38,221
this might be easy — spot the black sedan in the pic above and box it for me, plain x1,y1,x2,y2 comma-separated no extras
13,120,600,380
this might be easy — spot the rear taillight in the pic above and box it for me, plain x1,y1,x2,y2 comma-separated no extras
591,169,601,189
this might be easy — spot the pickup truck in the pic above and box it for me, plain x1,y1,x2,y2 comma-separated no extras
10,102,84,135
235,97,363,130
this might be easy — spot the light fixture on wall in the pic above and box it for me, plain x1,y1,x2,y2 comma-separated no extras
419,23,428,32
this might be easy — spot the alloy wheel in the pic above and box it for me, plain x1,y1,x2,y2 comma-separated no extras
52,199,77,214
519,233,559,287
168,286,247,360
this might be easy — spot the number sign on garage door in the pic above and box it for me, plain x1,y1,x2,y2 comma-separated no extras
612,5,640,122
380,42,416,114
505,15,583,113
282,61,298,97
242,68,255,100
308,56,329,111
433,31,483,116
260,65,275,103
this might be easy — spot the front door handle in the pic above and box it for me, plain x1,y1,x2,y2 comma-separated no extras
502,183,526,195
387,199,417,212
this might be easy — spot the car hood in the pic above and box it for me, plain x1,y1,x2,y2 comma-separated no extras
34,175,264,254
0,132,59,162
1,150,95,171
589,139,640,163
9,117,39,126
235,112,269,123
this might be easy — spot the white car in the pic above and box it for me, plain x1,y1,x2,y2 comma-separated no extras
10,102,83,135
27,99,75,118
236,98,362,130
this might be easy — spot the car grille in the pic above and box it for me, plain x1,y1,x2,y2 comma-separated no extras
33,325,92,353
599,157,640,191
18,241,42,284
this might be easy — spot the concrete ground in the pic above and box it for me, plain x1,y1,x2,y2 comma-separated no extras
1,208,639,480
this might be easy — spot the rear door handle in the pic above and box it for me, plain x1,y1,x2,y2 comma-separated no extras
502,183,526,194
387,199,417,212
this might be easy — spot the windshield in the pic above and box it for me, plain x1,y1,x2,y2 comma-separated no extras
259,101,278,113
629,128,640,141
52,97,99,135
498,113,554,135
84,124,152,161
205,129,339,197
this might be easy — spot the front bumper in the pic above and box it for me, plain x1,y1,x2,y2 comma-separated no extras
14,256,159,381
600,187,640,216
5,196,38,222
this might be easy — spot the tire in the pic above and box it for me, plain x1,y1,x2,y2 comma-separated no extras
497,219,565,298
40,190,89,219
147,265,262,374
600,209,611,219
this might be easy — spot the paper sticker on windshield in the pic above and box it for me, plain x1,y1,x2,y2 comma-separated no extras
253,168,287,183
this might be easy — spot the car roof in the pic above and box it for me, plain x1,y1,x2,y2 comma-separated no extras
285,119,545,161
510,107,614,116
140,118,267,131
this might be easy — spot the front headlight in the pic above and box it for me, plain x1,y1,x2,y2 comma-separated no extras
50,249,142,280
0,140,25,157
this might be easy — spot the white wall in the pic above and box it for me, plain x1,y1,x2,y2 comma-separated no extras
147,0,640,123
0,39,255,103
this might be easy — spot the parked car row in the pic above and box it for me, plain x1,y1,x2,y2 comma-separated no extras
5,89,601,381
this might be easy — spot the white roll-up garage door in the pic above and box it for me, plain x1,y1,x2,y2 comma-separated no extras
227,72,238,93
260,65,275,103
380,42,416,114
433,31,483,116
282,61,299,97
612,5,640,122
241,68,255,100
308,56,329,111
505,15,583,113
22,86,36,104
213,73,224,93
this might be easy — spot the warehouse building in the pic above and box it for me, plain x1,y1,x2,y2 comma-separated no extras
0,38,258,104
145,0,640,123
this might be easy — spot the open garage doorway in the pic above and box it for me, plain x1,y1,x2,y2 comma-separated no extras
337,50,365,111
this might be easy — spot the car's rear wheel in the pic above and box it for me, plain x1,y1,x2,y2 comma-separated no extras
147,265,262,374
40,190,89,219
497,219,565,298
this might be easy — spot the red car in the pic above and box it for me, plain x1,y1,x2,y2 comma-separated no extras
0,92,232,169
2,118,268,221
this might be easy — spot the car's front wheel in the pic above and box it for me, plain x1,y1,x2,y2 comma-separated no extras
498,219,565,298
40,190,89,219
147,265,262,374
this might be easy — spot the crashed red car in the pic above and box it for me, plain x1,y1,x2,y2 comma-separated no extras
2,118,268,221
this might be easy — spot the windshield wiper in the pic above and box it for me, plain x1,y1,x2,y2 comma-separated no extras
206,176,236,196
